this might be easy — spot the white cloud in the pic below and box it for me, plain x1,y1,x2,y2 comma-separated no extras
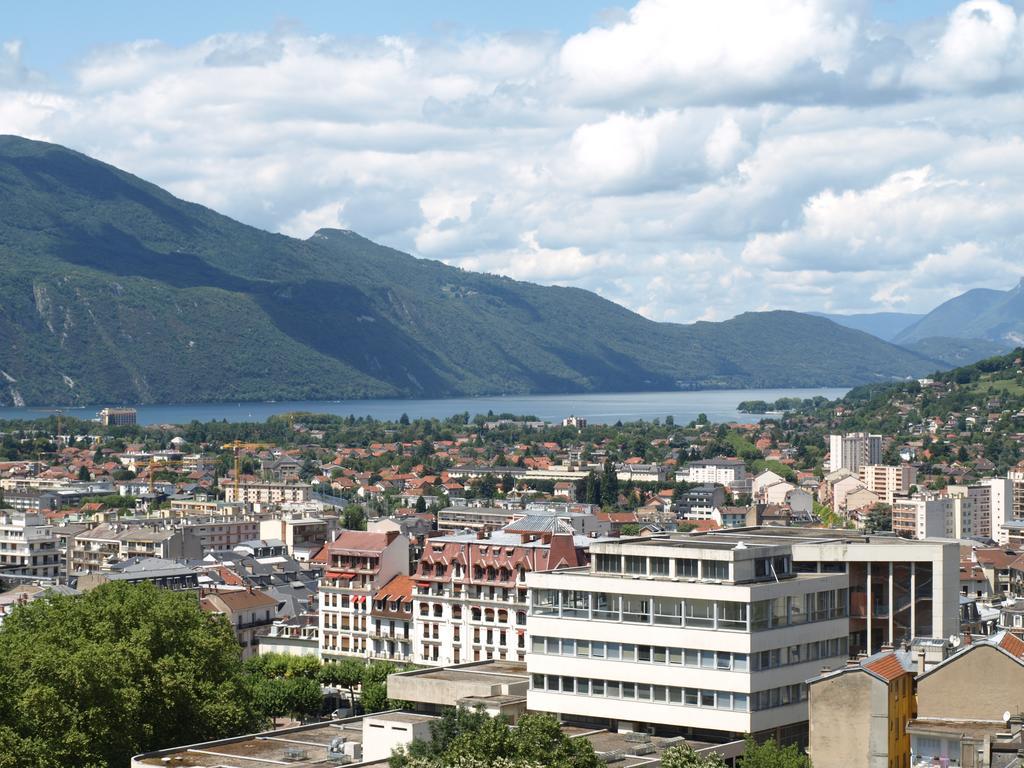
1,0,1023,325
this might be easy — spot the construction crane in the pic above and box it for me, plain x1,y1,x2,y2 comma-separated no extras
220,441,273,496
147,457,183,495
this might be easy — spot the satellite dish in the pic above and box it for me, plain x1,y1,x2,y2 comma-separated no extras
949,635,962,648
1004,711,1012,723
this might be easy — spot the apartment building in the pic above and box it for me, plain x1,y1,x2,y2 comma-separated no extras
259,513,337,561
527,535,851,743
201,587,281,659
436,505,606,536
806,649,916,768
615,463,669,484
224,481,312,505
945,484,993,539
68,523,202,575
677,457,752,495
859,465,917,505
98,407,137,426
690,529,958,656
678,485,727,521
412,520,592,667
319,530,409,660
982,477,1014,544
893,498,955,539
369,574,414,663
830,433,882,473
0,509,59,579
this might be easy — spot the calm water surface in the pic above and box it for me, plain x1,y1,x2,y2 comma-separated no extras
0,388,848,427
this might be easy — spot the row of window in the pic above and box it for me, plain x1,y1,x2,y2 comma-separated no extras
593,554,794,581
529,635,849,671
530,674,809,712
532,588,848,631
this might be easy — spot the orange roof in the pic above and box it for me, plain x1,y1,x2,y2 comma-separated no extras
374,574,414,603
863,652,910,682
999,632,1024,659
328,530,396,554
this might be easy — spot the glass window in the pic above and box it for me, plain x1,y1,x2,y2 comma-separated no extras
653,685,667,702
621,644,635,661
654,646,667,664
685,649,699,667
676,558,698,578
685,688,699,706
752,600,771,630
593,641,606,659
733,653,748,672
685,599,715,628
595,553,620,573
638,645,652,662
717,653,732,670
592,679,605,696
654,596,683,626
790,595,808,625
533,590,559,616
625,556,647,575
607,681,620,698
623,595,650,623
561,677,574,693
718,601,748,630
701,651,715,669
531,636,545,653
546,675,560,691
717,692,732,709
622,682,636,699
593,592,620,621
637,684,651,700
669,687,682,703
577,639,590,657
669,648,683,665
789,645,801,664
701,690,716,707
733,693,749,711
771,597,789,627
561,591,589,619
532,674,544,689
702,560,729,580
546,638,560,654
650,557,670,576
576,678,590,695
562,639,576,655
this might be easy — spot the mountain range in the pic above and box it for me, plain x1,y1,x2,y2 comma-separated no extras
0,136,943,407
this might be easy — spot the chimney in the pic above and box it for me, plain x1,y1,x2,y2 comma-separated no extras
846,657,859,668
475,529,486,540
917,650,926,676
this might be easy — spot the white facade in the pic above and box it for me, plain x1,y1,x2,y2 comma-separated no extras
225,482,312,505
677,459,751,495
892,498,954,539
982,477,1014,544
0,510,59,578
829,434,882,474
527,538,850,739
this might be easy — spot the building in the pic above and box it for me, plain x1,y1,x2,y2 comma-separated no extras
910,632,1024,767
678,485,728,520
0,509,59,579
892,498,955,540
76,557,199,592
224,481,312,505
68,523,202,575
615,463,669,484
830,433,883,473
413,520,592,667
436,505,605,537
527,534,851,743
561,415,587,428
259,513,337,560
98,407,137,426
201,587,281,659
369,574,414,663
696,529,959,655
860,465,918,505
319,530,410,659
677,458,752,496
806,649,916,768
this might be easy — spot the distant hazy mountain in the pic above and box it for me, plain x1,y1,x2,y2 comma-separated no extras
0,135,942,406
895,281,1024,347
809,312,923,342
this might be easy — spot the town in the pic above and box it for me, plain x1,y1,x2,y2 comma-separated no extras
3,353,1024,767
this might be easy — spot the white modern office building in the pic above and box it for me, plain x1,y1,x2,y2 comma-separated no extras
527,536,851,743
0,509,59,579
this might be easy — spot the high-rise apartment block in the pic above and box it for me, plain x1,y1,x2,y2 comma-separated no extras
829,433,882,473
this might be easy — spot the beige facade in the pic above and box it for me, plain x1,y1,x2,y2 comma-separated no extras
860,465,917,505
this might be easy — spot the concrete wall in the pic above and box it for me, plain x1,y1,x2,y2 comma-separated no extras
918,645,1024,721
808,671,877,768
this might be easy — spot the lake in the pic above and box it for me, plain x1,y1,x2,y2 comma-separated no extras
0,388,848,427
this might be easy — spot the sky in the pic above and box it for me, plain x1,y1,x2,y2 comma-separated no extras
3,0,1024,323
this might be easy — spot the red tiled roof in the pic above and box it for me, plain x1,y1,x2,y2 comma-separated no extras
374,574,414,603
999,632,1024,659
328,530,395,554
863,652,909,682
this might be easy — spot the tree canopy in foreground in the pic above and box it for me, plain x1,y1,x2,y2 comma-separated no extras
0,582,263,768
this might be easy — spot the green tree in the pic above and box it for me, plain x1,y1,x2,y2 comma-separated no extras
319,657,365,711
415,495,428,515
77,465,91,481
478,473,498,500
600,460,619,507
739,737,812,768
390,709,600,768
342,506,368,531
0,582,262,768
661,744,727,767
361,660,404,713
